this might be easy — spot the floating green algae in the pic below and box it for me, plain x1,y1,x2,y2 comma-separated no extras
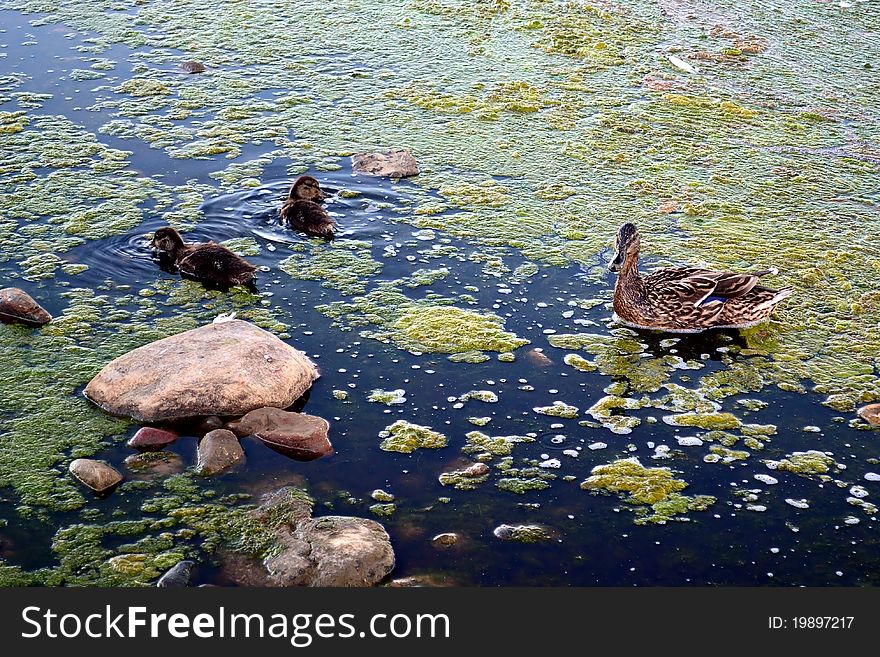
663,412,742,431
462,431,533,459
764,450,842,476
533,401,579,419
368,389,407,405
379,420,448,453
581,458,687,506
279,240,383,296
393,305,529,354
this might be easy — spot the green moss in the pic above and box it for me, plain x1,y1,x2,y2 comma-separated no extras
563,353,597,372
460,390,498,403
462,431,532,458
497,477,551,494
369,503,397,517
765,451,840,476
438,464,489,491
581,458,688,505
664,412,741,431
379,420,448,453
393,305,529,354
280,240,382,296
533,401,579,419
467,416,492,426
368,389,407,405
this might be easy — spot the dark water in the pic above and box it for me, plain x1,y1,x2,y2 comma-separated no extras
2,9,879,587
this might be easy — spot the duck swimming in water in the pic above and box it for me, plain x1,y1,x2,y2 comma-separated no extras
608,222,792,333
151,227,257,289
279,175,336,238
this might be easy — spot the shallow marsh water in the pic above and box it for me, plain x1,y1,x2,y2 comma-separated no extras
1,1,879,586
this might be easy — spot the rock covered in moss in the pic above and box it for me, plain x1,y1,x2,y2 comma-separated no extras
352,149,419,178
0,287,52,326
379,420,447,453
492,524,553,543
127,426,178,450
438,462,490,490
533,401,579,419
69,459,123,494
84,320,319,422
197,429,244,475
431,532,460,548
227,407,332,461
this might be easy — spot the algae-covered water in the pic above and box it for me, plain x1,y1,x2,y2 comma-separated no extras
1,0,879,586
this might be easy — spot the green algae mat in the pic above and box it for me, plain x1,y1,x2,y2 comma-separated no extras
1,0,879,586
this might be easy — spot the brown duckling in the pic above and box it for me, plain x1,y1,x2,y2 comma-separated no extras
279,175,336,238
151,227,257,289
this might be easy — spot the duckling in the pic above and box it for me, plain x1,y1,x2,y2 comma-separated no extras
608,222,792,333
151,227,257,289
279,175,336,238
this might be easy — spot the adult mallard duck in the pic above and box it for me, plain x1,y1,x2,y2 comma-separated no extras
151,227,257,289
608,223,792,333
279,175,336,238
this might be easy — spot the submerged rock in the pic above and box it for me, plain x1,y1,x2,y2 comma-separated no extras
156,560,194,587
69,459,123,494
493,524,553,543
124,451,185,477
857,403,880,426
84,320,319,422
127,426,178,450
351,149,419,178
0,287,52,326
431,532,460,548
227,407,332,461
438,462,490,490
180,60,206,74
197,429,244,475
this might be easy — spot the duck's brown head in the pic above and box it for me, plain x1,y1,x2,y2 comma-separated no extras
288,175,325,202
151,226,186,255
609,222,640,272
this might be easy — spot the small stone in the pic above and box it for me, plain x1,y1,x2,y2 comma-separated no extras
227,407,332,461
180,60,206,74
197,429,244,475
156,560,194,587
0,287,52,326
431,533,459,548
69,458,123,494
127,426,178,450
857,403,880,426
351,149,419,178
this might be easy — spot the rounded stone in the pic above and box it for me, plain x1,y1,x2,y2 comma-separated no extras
84,320,319,423
857,403,880,426
0,287,52,326
69,459,123,494
197,429,245,476
127,426,178,450
227,407,332,461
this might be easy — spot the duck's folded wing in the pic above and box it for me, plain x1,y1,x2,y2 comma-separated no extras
651,269,761,306
177,246,229,274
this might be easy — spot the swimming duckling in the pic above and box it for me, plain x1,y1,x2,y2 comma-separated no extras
608,222,792,333
279,175,336,238
151,227,257,289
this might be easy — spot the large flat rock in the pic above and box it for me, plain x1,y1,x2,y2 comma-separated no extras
84,320,318,422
